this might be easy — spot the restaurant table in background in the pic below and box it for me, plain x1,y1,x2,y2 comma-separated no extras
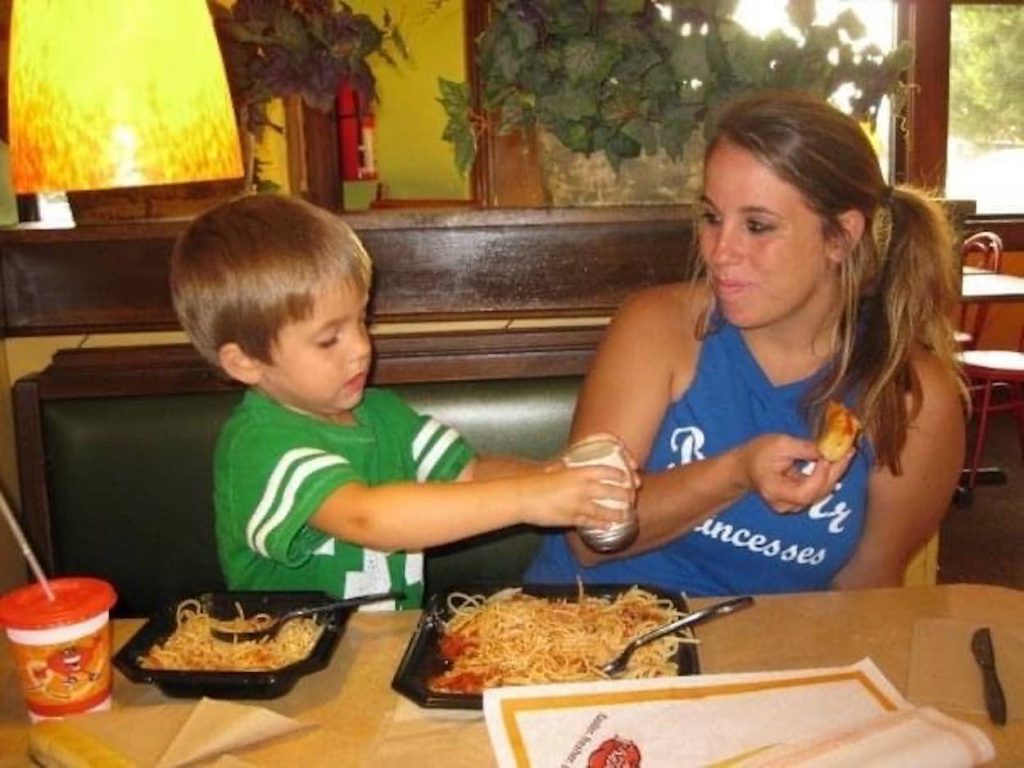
1,584,1022,767
962,265,1024,304
958,266,1024,493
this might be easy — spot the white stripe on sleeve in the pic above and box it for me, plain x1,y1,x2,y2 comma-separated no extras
251,453,349,557
416,427,459,482
411,418,442,460
246,447,325,551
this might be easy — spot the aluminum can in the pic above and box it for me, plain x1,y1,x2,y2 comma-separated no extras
563,437,638,553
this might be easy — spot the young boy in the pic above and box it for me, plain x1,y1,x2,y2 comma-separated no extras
169,194,631,610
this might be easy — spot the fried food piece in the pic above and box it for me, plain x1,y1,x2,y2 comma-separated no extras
817,400,861,461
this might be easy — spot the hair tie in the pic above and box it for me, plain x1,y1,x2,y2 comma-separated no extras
873,190,894,264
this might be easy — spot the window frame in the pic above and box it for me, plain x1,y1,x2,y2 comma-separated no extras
898,0,1021,246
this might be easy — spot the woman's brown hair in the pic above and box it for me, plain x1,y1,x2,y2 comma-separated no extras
698,90,965,473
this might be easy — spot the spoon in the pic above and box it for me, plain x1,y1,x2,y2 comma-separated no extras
210,591,404,642
600,595,754,677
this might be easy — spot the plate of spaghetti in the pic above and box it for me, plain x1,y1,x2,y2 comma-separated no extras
114,591,349,699
391,583,700,709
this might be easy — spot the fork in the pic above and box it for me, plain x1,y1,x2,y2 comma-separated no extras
210,591,403,642
600,595,754,677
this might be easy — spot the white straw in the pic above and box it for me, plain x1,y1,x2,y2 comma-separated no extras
0,488,55,602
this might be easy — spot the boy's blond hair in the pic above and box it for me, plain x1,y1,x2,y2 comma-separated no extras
170,194,372,366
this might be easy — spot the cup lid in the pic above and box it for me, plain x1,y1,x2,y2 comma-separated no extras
0,577,116,630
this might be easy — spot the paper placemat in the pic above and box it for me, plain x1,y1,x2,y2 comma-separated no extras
908,618,1024,722
483,658,993,768
391,695,484,723
27,698,312,767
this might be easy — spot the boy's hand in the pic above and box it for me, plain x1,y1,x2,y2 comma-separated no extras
563,432,642,490
518,463,635,528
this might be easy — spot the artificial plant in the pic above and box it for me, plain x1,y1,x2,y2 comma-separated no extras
439,0,913,175
209,0,406,187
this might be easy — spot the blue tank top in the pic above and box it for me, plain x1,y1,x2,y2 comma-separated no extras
525,321,871,596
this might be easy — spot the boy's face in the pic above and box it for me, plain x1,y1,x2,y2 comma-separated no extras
250,278,372,422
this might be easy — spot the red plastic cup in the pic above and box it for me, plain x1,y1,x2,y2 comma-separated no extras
0,577,117,721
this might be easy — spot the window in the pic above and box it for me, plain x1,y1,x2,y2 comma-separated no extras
947,3,1024,214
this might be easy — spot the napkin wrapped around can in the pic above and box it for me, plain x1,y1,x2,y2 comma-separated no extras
28,697,313,767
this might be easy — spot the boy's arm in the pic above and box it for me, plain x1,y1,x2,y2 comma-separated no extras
458,454,544,481
308,463,630,552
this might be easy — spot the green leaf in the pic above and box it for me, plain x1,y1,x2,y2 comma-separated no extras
538,87,599,122
621,118,659,155
786,0,817,32
832,9,867,42
604,0,645,14
564,38,619,86
607,130,642,160
439,0,912,173
668,34,711,83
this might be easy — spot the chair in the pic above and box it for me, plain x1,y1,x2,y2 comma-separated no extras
956,231,1004,350
958,326,1024,497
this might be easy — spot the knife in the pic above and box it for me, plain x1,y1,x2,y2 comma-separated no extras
971,627,1007,726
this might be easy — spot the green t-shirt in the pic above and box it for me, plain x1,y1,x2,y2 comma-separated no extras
214,388,474,609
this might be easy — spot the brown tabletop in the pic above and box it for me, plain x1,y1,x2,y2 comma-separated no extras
1,583,1022,767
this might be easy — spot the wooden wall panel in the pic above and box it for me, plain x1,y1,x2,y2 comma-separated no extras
0,207,696,337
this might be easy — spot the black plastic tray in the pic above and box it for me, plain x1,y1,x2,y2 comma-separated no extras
392,583,700,709
114,591,350,699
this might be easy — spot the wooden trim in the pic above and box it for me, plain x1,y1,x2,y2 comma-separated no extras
299,102,342,211
22,326,604,398
0,206,696,337
11,376,55,573
901,0,951,189
465,0,491,207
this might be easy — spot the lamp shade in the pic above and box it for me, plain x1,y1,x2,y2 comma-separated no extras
8,0,244,194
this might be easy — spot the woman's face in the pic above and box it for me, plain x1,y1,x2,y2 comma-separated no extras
699,140,842,335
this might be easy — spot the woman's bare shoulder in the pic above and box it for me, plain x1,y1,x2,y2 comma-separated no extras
907,344,966,420
613,281,708,335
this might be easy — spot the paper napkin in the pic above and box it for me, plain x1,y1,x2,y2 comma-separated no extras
28,698,313,767
483,658,994,768
729,705,994,767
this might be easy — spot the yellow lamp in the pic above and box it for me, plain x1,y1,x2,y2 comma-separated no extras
8,0,243,194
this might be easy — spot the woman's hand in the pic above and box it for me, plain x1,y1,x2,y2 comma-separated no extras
737,434,855,514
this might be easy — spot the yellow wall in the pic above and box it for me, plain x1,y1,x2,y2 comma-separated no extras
367,0,469,201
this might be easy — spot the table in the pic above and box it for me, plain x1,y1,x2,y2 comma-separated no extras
957,267,1024,495
962,267,1024,303
1,584,1022,767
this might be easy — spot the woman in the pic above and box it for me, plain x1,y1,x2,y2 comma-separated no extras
526,91,967,596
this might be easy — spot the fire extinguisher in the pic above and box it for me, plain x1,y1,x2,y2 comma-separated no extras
337,83,377,181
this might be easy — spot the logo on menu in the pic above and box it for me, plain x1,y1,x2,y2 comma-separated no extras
587,737,642,768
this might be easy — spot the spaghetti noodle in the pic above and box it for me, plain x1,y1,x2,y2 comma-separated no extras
138,599,324,672
428,585,691,694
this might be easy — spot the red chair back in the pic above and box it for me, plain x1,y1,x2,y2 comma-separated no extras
958,231,1005,350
